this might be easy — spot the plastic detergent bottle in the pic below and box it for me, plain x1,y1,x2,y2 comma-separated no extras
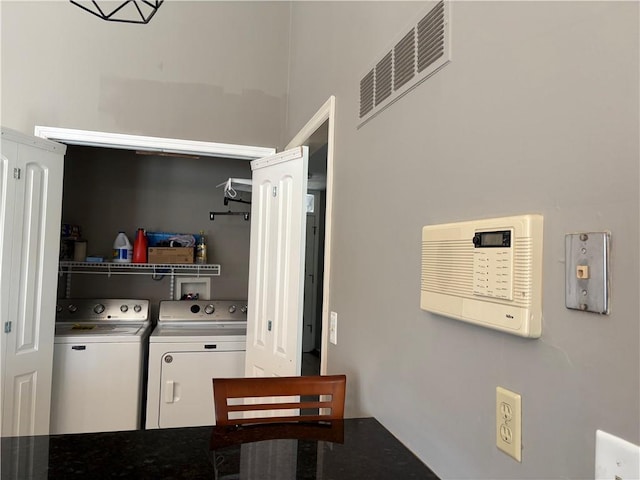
195,230,207,264
113,232,133,263
132,228,148,263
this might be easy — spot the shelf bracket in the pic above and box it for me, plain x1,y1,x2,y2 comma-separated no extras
65,266,72,299
169,268,175,300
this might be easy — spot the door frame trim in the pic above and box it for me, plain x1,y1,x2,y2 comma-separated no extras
33,126,275,160
285,95,335,375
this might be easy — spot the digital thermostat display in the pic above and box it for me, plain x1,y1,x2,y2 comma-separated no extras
473,230,511,248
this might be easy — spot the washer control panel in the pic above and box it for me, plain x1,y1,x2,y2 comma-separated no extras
158,300,248,323
56,299,149,322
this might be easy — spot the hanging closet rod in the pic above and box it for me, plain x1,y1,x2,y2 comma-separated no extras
224,196,251,206
209,211,250,221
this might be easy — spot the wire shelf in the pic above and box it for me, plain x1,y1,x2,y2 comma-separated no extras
59,261,221,276
58,261,221,298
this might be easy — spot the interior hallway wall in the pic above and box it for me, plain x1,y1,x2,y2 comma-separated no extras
1,1,290,148
285,2,639,479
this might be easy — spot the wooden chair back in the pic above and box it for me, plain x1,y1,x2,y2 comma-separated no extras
212,375,346,426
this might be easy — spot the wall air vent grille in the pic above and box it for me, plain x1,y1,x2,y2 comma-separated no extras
375,52,393,106
358,1,450,128
360,69,375,118
417,0,445,73
394,29,416,90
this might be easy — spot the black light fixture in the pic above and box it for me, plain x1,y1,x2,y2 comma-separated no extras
70,0,164,24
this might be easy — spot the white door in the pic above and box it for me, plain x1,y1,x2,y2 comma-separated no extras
0,129,65,437
245,147,309,378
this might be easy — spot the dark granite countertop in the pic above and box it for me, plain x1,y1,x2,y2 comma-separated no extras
2,417,439,479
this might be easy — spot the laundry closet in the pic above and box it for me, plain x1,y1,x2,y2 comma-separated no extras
50,128,327,433
58,143,255,308
44,128,280,434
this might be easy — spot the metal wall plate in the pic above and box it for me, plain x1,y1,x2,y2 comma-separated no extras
565,232,610,314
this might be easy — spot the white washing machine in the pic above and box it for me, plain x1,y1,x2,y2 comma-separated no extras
145,300,247,429
50,299,151,435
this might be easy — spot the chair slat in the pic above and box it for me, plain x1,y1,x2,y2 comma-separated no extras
212,375,346,426
227,401,334,412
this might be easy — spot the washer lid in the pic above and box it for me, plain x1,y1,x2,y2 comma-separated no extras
54,322,150,343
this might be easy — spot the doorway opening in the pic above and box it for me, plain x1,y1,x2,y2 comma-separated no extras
286,96,336,377
302,143,328,376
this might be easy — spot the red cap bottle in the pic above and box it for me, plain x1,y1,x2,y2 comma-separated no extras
133,228,148,263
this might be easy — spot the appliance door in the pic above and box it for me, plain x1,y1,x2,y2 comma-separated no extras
50,341,144,434
157,347,245,428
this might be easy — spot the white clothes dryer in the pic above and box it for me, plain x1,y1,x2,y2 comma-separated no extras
50,299,151,434
145,300,247,429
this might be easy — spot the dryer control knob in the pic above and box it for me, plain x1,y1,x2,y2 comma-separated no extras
120,305,129,313
228,305,237,314
240,306,247,314
133,304,142,313
68,304,78,313
204,304,215,315
56,305,63,313
93,304,105,314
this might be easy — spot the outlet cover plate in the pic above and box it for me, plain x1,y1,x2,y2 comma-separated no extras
496,387,522,462
595,430,640,480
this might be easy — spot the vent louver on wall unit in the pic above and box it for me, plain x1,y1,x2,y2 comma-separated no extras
358,1,450,127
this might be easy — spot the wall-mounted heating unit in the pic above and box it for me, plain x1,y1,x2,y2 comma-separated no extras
421,214,543,338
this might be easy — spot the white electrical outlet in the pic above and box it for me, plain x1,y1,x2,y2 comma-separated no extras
329,311,338,345
595,430,640,480
496,387,522,462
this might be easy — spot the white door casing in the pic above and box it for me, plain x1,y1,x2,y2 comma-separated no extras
245,147,309,378
1,128,65,437
285,96,336,375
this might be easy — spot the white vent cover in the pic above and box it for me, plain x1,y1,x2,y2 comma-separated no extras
358,1,451,127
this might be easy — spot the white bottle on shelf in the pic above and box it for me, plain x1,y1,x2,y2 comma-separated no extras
112,232,133,263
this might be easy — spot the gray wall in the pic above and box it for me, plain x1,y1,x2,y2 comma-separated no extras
1,0,289,313
1,0,289,316
286,2,639,479
0,1,290,148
